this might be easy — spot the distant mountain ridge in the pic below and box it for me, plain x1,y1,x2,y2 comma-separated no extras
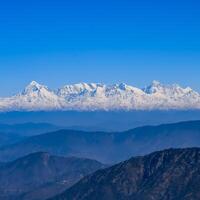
0,122,62,147
0,80,200,111
1,120,200,163
51,148,200,200
0,122,61,136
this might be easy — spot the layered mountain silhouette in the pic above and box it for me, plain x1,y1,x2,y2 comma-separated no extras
0,122,62,147
51,148,200,200
2,110,200,132
0,122,61,136
0,132,23,148
1,121,200,163
0,152,104,200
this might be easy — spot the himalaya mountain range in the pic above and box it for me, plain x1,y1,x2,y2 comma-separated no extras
0,80,200,112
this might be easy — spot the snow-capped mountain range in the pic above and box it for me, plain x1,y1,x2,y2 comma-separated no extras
0,80,200,112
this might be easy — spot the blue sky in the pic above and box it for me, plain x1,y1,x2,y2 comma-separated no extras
0,0,200,96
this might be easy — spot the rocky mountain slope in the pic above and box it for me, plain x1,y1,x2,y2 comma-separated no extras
51,148,200,200
0,152,104,200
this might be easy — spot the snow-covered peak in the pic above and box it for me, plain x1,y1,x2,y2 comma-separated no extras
143,80,164,94
114,83,128,90
0,80,200,112
141,82,200,111
105,83,144,95
22,81,49,95
152,80,161,86
57,83,105,97
29,80,41,87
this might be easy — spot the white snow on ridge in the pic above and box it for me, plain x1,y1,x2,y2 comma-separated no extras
0,80,200,111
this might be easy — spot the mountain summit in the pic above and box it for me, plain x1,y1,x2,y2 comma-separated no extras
0,81,200,111
22,81,48,95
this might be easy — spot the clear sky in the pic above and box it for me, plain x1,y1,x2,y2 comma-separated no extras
0,0,200,96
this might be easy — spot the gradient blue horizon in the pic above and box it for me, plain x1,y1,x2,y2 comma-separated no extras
0,0,200,96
